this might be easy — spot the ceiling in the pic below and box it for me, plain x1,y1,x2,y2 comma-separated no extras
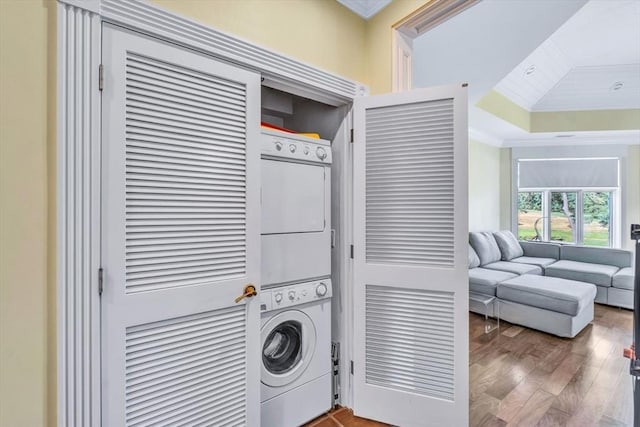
336,0,392,19
495,0,640,113
412,0,640,147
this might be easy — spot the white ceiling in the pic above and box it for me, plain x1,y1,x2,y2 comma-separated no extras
336,0,392,19
412,0,640,147
495,0,640,112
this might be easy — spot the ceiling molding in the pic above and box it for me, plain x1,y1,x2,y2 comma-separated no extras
502,130,640,148
336,0,392,20
394,0,480,37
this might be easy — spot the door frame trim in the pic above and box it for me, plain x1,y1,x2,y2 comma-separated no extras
56,0,364,423
391,0,481,92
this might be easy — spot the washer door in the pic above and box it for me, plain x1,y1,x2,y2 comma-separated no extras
261,310,317,387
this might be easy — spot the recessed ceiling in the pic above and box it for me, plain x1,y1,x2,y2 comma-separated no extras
336,0,392,20
412,0,640,147
495,0,640,112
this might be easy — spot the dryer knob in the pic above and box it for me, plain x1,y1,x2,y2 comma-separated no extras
288,290,296,301
289,144,296,153
316,283,328,297
274,292,283,303
274,140,283,151
316,147,327,160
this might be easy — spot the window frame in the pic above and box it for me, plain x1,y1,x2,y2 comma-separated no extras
516,188,618,248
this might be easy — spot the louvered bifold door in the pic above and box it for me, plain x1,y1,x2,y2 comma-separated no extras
101,26,261,426
352,85,469,427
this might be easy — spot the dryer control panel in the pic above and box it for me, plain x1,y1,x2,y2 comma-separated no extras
260,278,332,312
261,130,332,165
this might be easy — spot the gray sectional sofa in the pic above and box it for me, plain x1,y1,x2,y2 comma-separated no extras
468,230,634,338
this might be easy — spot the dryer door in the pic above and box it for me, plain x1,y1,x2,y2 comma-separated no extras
261,159,326,234
261,310,317,387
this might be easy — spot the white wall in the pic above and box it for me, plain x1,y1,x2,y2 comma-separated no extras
468,140,501,231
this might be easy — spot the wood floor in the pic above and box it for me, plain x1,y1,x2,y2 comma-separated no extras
470,304,635,426
304,406,390,427
305,304,634,427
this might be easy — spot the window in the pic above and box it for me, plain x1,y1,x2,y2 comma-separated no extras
517,190,615,247
517,192,544,241
549,191,577,244
516,157,619,248
583,191,611,247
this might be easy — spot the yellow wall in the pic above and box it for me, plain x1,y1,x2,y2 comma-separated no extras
0,0,415,425
478,89,640,133
150,0,368,84
364,0,426,94
626,145,640,252
468,140,502,231
0,1,56,426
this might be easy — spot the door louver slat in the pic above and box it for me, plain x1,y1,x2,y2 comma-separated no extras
365,99,455,267
365,285,455,401
125,52,247,294
125,306,246,427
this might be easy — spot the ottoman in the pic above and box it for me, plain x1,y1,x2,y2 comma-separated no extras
496,274,597,338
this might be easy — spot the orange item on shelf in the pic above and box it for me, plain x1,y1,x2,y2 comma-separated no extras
260,122,296,133
261,122,321,139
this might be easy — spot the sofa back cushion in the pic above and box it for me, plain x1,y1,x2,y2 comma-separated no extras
519,241,560,259
469,232,502,266
468,244,480,269
560,245,632,268
493,230,524,261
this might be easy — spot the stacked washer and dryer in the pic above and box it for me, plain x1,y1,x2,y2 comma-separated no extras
259,129,333,427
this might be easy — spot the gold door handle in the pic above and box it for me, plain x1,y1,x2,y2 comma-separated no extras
235,284,257,303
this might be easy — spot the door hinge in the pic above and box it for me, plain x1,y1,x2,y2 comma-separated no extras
98,268,104,295
350,128,354,143
350,244,354,259
98,64,104,91
350,360,354,375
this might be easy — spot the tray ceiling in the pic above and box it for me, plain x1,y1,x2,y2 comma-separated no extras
495,0,640,112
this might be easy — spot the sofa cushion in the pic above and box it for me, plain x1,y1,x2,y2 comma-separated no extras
469,268,517,296
519,241,560,260
493,230,524,260
560,245,632,269
468,244,480,269
545,260,619,287
497,274,597,316
483,261,542,276
612,267,635,291
469,232,501,266
511,256,557,271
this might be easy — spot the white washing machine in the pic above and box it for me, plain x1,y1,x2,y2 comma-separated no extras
260,278,333,427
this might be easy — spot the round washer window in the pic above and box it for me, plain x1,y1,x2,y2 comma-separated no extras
262,320,302,374
261,309,316,387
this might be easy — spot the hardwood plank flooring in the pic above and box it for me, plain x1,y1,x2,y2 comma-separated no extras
304,305,633,427
470,304,635,426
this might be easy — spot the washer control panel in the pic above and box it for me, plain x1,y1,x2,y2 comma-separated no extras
260,130,332,165
261,278,332,312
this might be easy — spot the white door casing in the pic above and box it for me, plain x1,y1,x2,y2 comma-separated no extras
352,84,469,426
101,26,261,426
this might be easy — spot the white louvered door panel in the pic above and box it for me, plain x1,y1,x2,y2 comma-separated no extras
353,85,468,427
101,26,261,426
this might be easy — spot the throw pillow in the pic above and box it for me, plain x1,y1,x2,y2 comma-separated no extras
469,232,502,266
468,244,480,269
493,230,524,261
